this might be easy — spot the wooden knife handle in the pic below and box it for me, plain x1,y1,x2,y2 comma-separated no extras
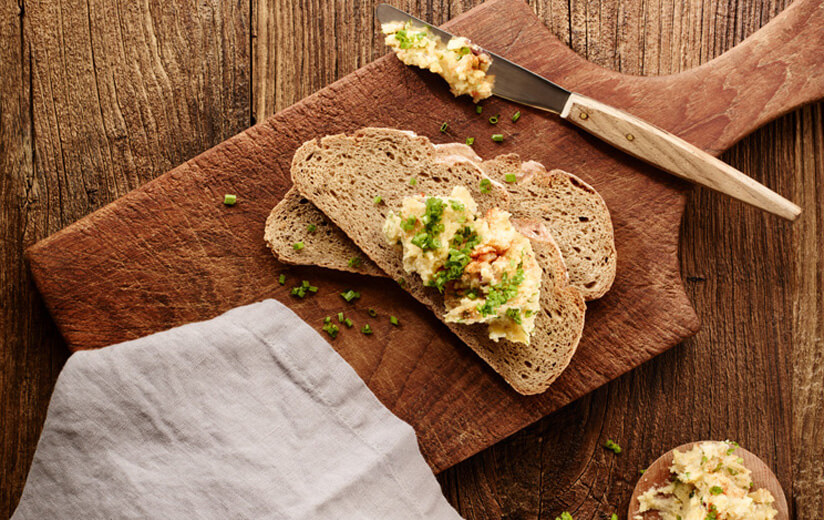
560,92,802,221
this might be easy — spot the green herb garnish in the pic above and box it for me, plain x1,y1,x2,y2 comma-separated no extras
322,321,339,338
373,195,383,205
361,324,373,335
491,133,504,142
278,274,286,285
505,173,517,183
337,312,345,323
450,200,465,212
489,115,499,124
477,264,525,316
505,307,522,325
340,289,361,302
368,308,377,317
465,137,475,146
306,223,317,233
512,111,521,123
440,122,448,133
479,178,491,193
401,216,417,232
710,486,725,495
292,242,305,251
556,513,573,520
428,225,481,292
348,257,362,268
390,316,399,326
475,105,483,114
604,439,622,454
344,318,353,328
409,177,417,186
223,194,237,206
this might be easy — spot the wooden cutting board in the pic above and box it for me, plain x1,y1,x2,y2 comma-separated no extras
26,0,824,473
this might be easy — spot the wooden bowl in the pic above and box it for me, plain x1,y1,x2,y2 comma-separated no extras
628,442,789,520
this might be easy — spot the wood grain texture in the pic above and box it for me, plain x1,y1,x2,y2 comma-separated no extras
0,0,250,516
561,93,801,220
3,0,823,519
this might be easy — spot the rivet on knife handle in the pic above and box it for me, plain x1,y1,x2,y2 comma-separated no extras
560,93,801,221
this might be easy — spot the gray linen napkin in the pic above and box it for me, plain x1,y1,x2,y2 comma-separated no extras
13,299,461,519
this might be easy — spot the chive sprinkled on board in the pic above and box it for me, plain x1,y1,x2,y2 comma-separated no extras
322,320,339,338
491,133,504,142
306,223,317,233
465,137,475,146
475,105,483,114
488,115,499,124
610,514,618,520
373,195,383,204
278,274,286,285
344,318,353,328
390,316,399,326
440,122,448,133
556,513,573,520
292,242,305,251
348,257,362,268
361,324,373,335
337,312,345,323
409,177,417,186
368,308,377,317
604,439,622,454
479,178,491,193
512,111,521,122
340,289,361,302
223,194,237,206
505,173,517,183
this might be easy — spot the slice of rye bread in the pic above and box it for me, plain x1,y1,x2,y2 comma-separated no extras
290,127,586,394
263,142,482,277
480,154,616,300
266,147,615,299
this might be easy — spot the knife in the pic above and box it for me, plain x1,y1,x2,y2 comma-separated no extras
376,4,801,221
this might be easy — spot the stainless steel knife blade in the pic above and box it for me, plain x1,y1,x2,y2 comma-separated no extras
375,3,571,113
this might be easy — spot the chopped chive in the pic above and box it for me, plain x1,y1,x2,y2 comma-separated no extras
489,114,499,124
390,316,399,326
278,274,286,285
639,469,646,474
491,133,504,142
306,223,317,233
340,289,361,302
323,316,331,324
440,122,448,133
301,280,310,288
479,178,492,194
348,257,362,268
293,242,305,251
511,111,521,123
290,287,302,297
475,105,483,114
337,312,345,322
409,177,417,186
223,194,237,206
368,308,377,317
604,439,622,454
322,321,339,339
504,173,517,183
308,285,318,293
344,318,354,328
709,486,724,495
610,515,618,520
373,195,383,204
465,137,475,146
361,324,373,335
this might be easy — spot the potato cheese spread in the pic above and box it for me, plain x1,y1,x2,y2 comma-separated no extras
636,441,778,520
383,186,542,344
381,21,494,102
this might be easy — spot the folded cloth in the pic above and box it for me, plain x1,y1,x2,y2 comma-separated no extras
13,299,461,520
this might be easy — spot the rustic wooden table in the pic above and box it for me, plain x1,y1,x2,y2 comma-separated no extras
1,0,821,518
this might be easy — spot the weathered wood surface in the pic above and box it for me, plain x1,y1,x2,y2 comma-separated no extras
2,0,822,519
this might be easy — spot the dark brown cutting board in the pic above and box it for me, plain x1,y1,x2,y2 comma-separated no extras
26,0,824,473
